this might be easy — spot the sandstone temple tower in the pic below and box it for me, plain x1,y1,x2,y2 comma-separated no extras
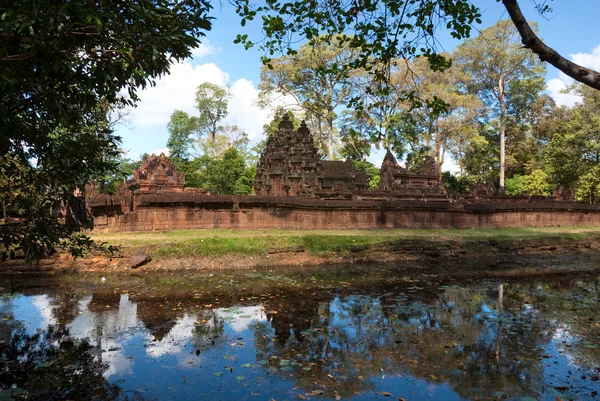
254,114,368,198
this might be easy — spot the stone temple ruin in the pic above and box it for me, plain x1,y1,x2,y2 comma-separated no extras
132,153,185,192
377,150,447,199
254,115,369,198
87,112,600,232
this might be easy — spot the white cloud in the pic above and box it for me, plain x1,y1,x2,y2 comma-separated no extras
228,79,274,141
571,45,600,72
442,158,460,174
129,61,229,125
547,78,581,108
547,44,600,107
190,41,217,60
146,314,198,358
125,60,290,146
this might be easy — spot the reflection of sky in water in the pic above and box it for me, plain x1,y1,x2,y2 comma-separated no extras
7,295,56,335
0,279,599,401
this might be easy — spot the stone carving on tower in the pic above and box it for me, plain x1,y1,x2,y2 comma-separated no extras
133,153,185,191
254,114,368,198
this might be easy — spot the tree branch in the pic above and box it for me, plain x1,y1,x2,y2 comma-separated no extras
501,0,600,90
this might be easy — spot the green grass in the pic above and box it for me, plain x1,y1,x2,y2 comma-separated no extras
89,226,600,259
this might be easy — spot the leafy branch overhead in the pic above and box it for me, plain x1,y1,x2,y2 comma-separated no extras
234,0,600,94
1,0,214,260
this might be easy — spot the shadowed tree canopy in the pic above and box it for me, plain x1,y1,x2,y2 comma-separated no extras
0,0,213,261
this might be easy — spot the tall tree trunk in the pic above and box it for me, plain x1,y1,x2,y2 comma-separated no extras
211,123,217,157
499,78,506,190
326,104,335,160
327,118,334,160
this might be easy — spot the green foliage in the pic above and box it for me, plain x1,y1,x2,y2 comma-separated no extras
235,0,480,114
96,156,141,195
263,108,302,137
195,82,231,145
544,85,600,190
167,83,231,159
504,175,525,196
258,36,358,159
453,20,547,186
505,170,552,196
442,172,471,193
576,166,600,204
202,148,255,195
167,110,201,162
353,161,380,189
1,0,213,260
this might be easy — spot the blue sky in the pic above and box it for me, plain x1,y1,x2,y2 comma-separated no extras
116,0,600,170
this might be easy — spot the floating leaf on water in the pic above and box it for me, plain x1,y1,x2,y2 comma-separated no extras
302,367,312,371
213,372,223,377
279,359,290,366
241,363,252,368
239,315,252,319
381,391,392,396
257,360,268,365
235,376,246,381
280,365,294,371
224,366,234,372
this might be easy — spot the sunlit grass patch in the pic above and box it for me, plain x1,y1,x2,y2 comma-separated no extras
90,226,600,259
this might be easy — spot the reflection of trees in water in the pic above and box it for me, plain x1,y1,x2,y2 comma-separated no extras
255,280,600,400
191,310,225,350
3,274,600,400
0,325,123,401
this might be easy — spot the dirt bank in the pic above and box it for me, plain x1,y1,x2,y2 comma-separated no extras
2,235,600,277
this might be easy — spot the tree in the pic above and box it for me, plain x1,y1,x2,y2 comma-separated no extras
202,148,255,195
235,0,600,93
1,0,213,261
166,82,231,158
544,84,600,190
259,37,358,159
453,20,546,189
167,110,201,162
96,156,141,195
197,124,251,160
500,0,600,91
195,82,231,150
505,169,551,196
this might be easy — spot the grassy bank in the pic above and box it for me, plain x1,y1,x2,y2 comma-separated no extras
90,226,600,259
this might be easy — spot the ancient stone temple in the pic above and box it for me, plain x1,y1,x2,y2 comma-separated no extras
133,153,185,192
378,150,447,197
254,114,369,198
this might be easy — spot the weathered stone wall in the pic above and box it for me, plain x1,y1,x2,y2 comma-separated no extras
90,194,600,232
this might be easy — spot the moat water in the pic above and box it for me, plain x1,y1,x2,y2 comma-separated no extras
0,265,599,400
